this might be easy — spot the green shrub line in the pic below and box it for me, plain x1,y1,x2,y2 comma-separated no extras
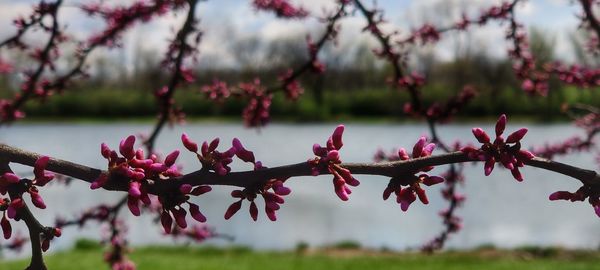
3,85,598,122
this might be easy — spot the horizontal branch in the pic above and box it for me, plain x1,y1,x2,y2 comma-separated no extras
1,143,599,195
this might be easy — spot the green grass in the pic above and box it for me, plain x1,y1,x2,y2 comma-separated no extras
2,245,600,270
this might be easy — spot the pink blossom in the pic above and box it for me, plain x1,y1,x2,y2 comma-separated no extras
252,0,308,18
462,114,534,181
224,178,290,221
0,58,13,74
308,125,360,201
239,79,272,127
181,133,198,152
201,80,230,102
382,137,445,211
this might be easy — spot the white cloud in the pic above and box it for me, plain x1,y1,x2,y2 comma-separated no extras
0,0,589,69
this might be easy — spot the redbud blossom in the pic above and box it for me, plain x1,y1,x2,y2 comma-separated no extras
224,178,291,221
181,133,198,152
462,114,534,181
252,0,308,18
308,125,360,201
1,214,11,239
382,137,445,211
548,186,600,218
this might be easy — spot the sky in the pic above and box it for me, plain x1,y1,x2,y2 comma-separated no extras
0,0,584,72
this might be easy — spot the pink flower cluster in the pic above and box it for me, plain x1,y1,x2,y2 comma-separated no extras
41,227,61,252
239,79,272,127
182,133,237,176
309,125,360,201
382,137,445,211
93,135,182,216
462,114,535,181
532,136,590,160
506,18,549,96
477,2,513,23
0,156,60,252
158,183,211,233
1,156,54,239
252,0,308,19
201,80,231,102
549,185,600,218
225,179,291,221
551,63,600,89
396,72,426,89
407,24,440,45
279,70,304,100
0,100,25,122
0,58,12,74
170,224,217,242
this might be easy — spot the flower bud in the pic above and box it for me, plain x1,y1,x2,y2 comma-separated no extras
161,211,173,234
189,203,206,223
181,133,198,152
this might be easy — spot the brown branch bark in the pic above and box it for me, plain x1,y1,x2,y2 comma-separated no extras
580,0,600,52
145,0,200,154
1,143,599,194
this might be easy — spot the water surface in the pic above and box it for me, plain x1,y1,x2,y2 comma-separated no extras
1,122,598,255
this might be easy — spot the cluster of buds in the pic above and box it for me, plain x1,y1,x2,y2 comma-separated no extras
0,100,25,122
382,137,445,211
252,0,308,19
505,15,550,96
223,138,291,221
239,79,272,127
532,136,590,160
41,227,61,252
279,70,304,100
225,179,291,221
0,156,61,252
1,156,55,239
309,125,360,201
477,2,514,24
396,72,426,89
0,58,12,74
170,224,218,242
549,185,600,218
462,114,535,181
405,24,440,45
551,63,600,89
92,135,182,216
158,183,211,233
181,133,237,176
201,80,231,102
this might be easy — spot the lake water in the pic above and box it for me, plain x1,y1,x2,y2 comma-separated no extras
1,122,599,256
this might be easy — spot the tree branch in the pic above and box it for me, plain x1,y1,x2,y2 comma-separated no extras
1,143,599,195
0,161,47,270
